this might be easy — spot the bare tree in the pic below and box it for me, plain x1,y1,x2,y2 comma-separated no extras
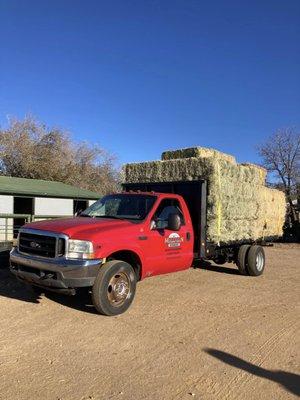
0,116,119,194
258,128,300,223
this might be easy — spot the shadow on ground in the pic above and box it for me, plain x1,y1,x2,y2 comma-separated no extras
204,348,300,397
194,260,240,275
0,260,98,314
0,254,240,314
45,290,98,314
0,253,41,303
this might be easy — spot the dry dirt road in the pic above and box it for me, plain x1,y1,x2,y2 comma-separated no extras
0,244,299,400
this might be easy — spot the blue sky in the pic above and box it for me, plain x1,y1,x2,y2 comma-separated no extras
1,0,299,165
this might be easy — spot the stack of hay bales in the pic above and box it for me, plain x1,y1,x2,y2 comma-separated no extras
124,147,286,244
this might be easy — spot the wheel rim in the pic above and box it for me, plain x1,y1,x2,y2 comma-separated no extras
256,252,264,271
107,272,131,307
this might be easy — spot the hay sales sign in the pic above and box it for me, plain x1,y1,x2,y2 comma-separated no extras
165,233,184,248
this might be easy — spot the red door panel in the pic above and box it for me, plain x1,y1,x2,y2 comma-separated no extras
143,197,194,276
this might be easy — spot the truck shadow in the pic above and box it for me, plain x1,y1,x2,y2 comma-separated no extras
194,260,240,275
204,348,300,397
45,290,98,315
0,252,98,313
0,258,240,313
0,268,41,304
0,265,98,313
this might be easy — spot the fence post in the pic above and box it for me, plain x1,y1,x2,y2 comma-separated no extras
5,218,8,241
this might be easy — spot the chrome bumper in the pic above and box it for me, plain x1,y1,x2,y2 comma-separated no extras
10,248,103,291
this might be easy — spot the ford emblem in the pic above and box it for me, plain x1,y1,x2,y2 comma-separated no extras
30,241,41,249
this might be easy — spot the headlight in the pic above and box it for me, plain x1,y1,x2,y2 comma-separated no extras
66,239,94,259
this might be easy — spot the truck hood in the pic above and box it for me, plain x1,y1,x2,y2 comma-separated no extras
24,217,138,240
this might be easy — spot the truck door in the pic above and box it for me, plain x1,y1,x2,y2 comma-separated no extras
144,198,194,276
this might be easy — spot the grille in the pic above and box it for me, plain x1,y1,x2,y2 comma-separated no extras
18,232,65,258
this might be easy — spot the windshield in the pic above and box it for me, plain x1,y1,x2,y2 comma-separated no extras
80,194,157,221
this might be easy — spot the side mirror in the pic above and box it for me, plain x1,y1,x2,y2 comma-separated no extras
167,213,181,231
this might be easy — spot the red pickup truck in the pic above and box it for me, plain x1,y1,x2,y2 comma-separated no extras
10,181,266,316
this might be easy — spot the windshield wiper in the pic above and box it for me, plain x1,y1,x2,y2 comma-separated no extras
80,214,131,220
79,215,124,220
98,215,125,220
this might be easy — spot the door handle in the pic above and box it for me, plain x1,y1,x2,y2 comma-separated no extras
138,236,148,241
186,232,191,241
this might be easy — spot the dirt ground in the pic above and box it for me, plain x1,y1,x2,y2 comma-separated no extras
0,244,299,400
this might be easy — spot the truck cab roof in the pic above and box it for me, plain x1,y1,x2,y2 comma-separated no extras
121,191,183,200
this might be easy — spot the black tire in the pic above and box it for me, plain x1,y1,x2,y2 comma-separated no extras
236,245,251,275
247,245,265,276
92,260,137,316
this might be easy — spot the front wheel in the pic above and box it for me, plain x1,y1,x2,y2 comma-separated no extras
92,260,137,316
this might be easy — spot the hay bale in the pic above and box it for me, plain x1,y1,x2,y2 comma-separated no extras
124,157,215,183
162,147,236,164
255,186,286,239
124,147,286,244
240,163,267,185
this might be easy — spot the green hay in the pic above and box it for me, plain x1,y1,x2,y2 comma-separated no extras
162,147,236,164
124,148,286,244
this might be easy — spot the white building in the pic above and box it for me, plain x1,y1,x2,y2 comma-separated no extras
0,176,99,241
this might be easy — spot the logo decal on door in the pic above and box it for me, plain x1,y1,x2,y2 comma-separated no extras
165,233,183,248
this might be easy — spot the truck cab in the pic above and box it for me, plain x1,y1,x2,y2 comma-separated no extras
10,192,195,315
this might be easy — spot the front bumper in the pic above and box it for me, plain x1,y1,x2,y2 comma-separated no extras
10,248,103,293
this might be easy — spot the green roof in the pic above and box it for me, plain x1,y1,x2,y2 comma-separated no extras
0,176,100,200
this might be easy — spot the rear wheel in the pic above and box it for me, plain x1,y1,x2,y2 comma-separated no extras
236,245,251,275
92,260,137,316
247,245,265,276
